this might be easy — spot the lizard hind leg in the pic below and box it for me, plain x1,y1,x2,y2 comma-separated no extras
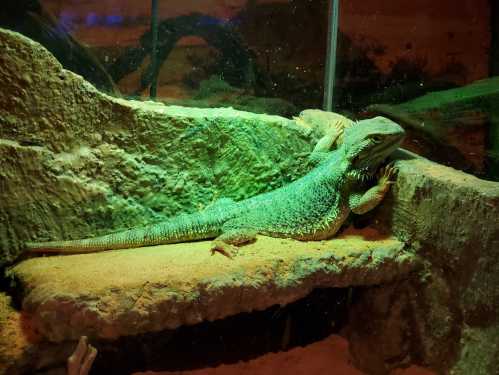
210,229,258,259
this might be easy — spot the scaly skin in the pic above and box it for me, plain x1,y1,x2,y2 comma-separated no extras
25,116,405,257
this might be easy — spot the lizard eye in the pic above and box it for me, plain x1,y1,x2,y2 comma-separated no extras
372,135,382,143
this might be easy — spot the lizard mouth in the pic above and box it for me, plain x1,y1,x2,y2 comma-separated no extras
352,134,402,172
348,158,389,182
348,165,377,182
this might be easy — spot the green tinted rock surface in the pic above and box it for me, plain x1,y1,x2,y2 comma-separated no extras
0,29,312,266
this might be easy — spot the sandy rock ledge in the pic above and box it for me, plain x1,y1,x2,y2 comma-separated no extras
9,228,417,343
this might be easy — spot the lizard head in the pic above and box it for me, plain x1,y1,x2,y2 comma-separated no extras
341,116,405,179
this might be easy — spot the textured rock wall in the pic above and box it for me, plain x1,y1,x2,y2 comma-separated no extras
392,158,499,375
0,28,313,267
347,155,499,374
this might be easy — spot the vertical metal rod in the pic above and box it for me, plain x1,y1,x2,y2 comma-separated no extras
323,0,340,111
150,0,159,99
489,0,499,178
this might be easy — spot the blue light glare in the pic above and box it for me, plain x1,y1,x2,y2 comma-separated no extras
58,10,76,31
106,14,124,26
197,15,222,26
85,12,99,27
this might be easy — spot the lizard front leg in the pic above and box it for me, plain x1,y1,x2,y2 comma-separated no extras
211,229,258,258
348,164,396,215
308,120,346,165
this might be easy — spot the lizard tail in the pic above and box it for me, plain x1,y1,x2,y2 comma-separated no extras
25,213,223,254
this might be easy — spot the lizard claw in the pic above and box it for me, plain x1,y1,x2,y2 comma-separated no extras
379,162,397,179
210,241,238,259
67,336,97,375
210,230,256,259
324,120,345,144
332,119,345,135
378,163,398,191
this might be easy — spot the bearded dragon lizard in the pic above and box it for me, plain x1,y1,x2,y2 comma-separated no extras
25,116,405,257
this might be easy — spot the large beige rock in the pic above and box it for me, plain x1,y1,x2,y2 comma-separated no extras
393,158,499,375
0,292,75,375
347,154,499,374
9,228,417,343
389,156,499,323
